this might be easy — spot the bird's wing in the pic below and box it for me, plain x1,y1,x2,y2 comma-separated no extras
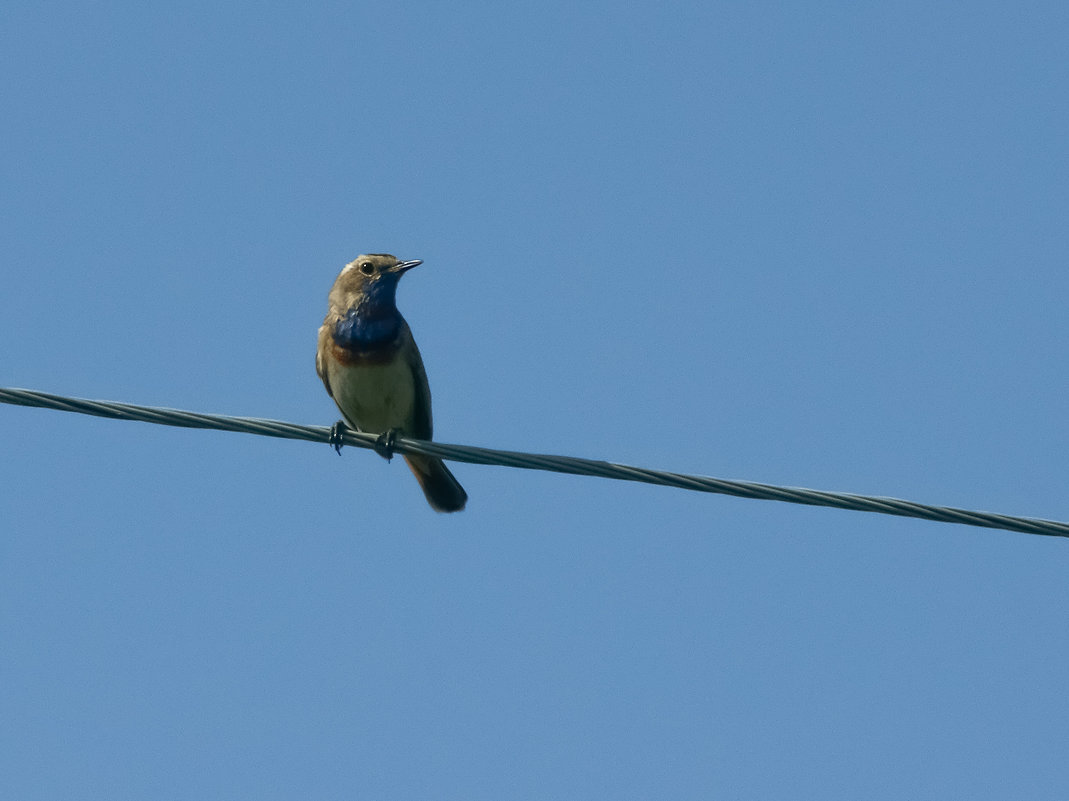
403,325,434,441
315,323,335,398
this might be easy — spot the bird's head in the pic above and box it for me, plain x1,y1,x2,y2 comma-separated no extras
328,253,422,312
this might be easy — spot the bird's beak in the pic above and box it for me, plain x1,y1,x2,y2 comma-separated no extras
394,259,423,273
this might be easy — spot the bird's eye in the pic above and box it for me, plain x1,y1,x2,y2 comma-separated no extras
359,262,374,276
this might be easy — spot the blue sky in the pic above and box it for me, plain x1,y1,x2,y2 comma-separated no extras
2,3,1068,798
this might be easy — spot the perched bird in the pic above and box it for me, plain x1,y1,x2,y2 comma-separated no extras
316,254,467,512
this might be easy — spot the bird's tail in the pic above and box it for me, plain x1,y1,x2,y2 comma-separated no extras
404,455,468,513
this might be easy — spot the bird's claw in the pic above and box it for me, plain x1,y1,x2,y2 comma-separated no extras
329,421,348,454
374,429,399,462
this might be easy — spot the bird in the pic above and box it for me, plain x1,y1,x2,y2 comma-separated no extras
316,253,467,512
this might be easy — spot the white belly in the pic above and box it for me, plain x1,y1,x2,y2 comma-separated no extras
330,359,416,434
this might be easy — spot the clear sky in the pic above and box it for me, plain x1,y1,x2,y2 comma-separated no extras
2,3,1068,798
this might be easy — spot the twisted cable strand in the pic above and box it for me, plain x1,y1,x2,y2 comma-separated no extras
2,387,1066,539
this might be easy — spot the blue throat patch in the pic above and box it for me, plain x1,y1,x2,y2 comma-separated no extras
332,276,402,349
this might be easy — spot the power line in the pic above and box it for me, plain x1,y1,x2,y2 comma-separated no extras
1,386,1066,539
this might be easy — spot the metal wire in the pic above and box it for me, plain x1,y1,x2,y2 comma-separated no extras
2,386,1066,539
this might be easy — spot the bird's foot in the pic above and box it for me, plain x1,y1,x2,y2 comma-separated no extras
374,429,399,462
329,420,348,455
